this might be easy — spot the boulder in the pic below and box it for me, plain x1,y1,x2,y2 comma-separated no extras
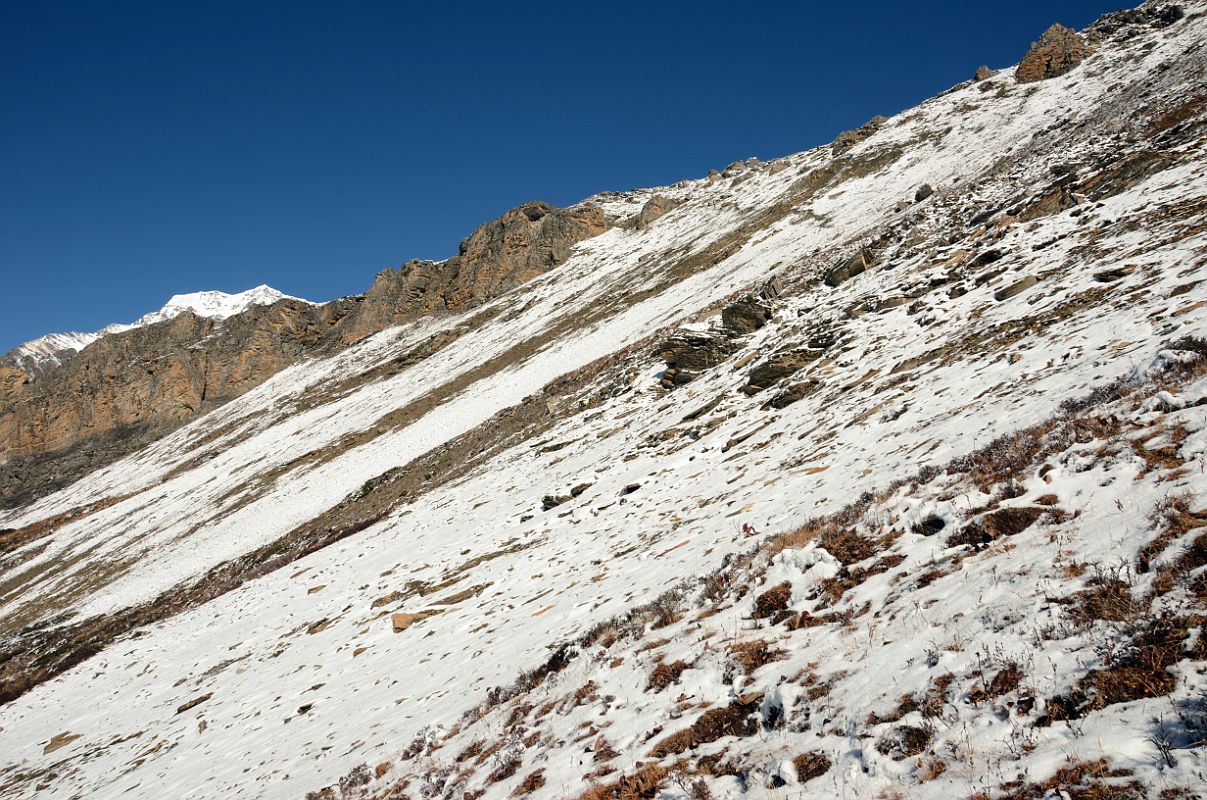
1080,151,1175,201
1018,184,1079,221
744,349,822,394
763,380,822,409
542,495,572,511
657,331,738,374
914,184,935,203
1015,24,1090,83
973,65,997,82
1088,4,1183,40
633,194,681,230
824,249,876,287
721,296,773,335
994,275,1040,301
1093,266,1134,283
391,613,422,632
832,115,888,154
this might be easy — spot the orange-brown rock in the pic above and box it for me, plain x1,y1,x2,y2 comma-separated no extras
391,613,421,632
0,366,28,407
1015,23,1090,83
632,194,680,230
340,201,608,342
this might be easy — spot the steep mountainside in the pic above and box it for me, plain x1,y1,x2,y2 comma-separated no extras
2,4,1207,800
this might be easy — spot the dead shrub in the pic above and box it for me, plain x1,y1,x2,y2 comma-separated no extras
647,660,691,692
1047,614,1191,721
792,750,831,782
817,528,879,565
512,769,545,796
1070,577,1136,625
752,582,792,618
579,762,669,800
649,701,759,758
727,639,786,677
875,724,932,759
993,758,1142,800
952,420,1058,494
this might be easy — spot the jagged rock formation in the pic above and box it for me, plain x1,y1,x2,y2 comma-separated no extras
631,194,681,229
340,201,607,341
657,281,781,388
0,333,93,380
831,115,887,153
1015,23,1091,82
0,200,609,509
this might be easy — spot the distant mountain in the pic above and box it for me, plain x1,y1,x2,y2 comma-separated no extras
0,285,301,379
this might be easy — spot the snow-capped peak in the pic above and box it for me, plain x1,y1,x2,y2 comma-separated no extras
98,285,299,335
2,285,308,378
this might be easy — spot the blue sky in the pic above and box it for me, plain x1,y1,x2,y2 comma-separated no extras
1,1,1117,351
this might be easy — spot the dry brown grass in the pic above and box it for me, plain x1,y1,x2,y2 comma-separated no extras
1047,613,1196,721
792,751,832,783
990,758,1142,800
1069,576,1137,625
512,769,545,796
579,762,668,800
817,528,880,565
647,660,690,692
752,582,792,618
727,639,786,677
649,700,760,758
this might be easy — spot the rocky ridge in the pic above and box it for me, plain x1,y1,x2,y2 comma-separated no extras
0,201,610,509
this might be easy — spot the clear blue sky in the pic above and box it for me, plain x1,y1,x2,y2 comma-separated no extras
1,1,1117,351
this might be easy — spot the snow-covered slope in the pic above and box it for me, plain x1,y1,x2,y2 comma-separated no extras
1,284,303,378
1,5,1206,800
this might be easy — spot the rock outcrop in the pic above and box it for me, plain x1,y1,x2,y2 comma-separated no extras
1087,4,1184,41
831,116,888,154
824,248,877,287
656,280,782,389
344,201,607,341
0,200,610,509
1015,23,1091,83
631,194,681,230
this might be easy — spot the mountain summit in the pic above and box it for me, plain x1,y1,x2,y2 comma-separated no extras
1,3,1206,799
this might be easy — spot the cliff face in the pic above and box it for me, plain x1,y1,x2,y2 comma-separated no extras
341,201,609,341
0,201,609,509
